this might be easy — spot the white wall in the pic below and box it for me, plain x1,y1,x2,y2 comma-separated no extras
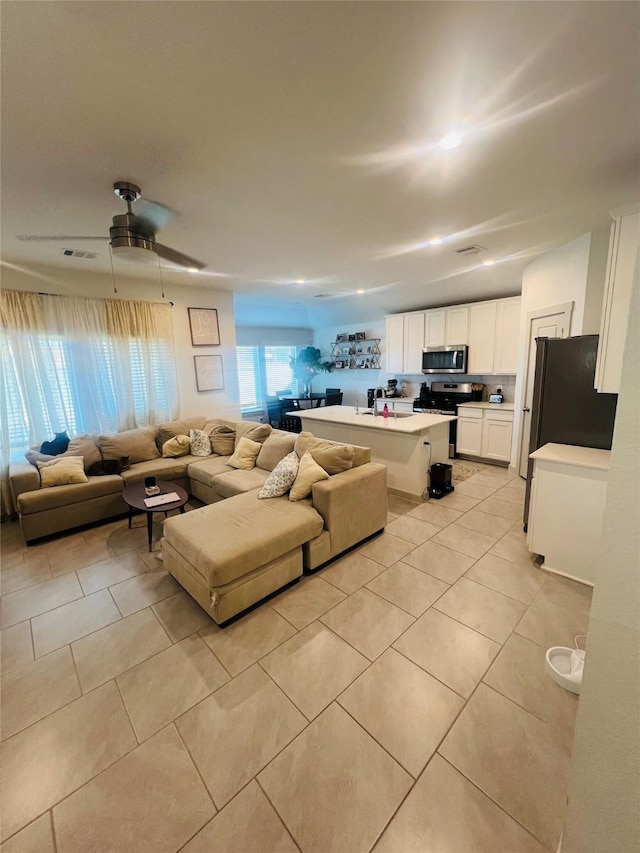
561,255,640,852
510,231,607,467
2,262,241,420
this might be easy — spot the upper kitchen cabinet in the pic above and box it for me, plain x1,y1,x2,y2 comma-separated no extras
403,313,425,374
424,310,446,346
385,314,404,373
493,297,521,374
595,205,639,394
468,302,497,374
445,306,469,345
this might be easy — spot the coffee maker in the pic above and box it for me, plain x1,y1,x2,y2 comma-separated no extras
367,387,383,408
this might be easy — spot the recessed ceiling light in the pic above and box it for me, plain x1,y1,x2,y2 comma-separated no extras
187,267,199,273
483,259,495,266
356,289,365,294
296,278,306,284
428,237,442,246
439,132,461,150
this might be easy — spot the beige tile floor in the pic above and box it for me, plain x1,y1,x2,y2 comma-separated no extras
0,461,591,852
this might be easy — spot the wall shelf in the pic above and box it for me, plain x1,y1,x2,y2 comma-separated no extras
331,338,381,370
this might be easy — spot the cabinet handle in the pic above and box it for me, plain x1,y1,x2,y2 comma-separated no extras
522,407,530,413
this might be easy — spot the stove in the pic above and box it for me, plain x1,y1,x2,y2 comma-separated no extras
413,382,474,457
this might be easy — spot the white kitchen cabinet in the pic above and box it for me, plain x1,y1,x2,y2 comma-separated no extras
403,313,425,374
494,298,521,374
456,407,483,456
385,314,404,373
468,302,497,374
595,205,639,394
445,306,469,345
481,415,513,462
527,443,610,585
425,310,446,346
457,404,513,463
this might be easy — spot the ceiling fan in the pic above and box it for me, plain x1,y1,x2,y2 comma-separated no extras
17,181,206,271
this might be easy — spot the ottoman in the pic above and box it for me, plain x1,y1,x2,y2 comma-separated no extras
162,490,324,624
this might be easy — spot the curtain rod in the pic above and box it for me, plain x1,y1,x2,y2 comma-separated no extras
37,291,174,306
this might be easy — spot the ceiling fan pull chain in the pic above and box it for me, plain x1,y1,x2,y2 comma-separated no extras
108,243,118,294
156,253,165,299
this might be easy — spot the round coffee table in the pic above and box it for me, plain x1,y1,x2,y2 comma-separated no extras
122,480,189,552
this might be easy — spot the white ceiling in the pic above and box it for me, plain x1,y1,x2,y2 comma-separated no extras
2,1,638,326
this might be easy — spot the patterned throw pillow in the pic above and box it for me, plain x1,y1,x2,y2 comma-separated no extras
258,451,300,499
189,428,212,457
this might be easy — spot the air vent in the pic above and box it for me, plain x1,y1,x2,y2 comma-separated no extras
314,294,329,299
61,248,99,259
454,244,485,255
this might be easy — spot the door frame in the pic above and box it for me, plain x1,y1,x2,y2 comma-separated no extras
517,302,574,477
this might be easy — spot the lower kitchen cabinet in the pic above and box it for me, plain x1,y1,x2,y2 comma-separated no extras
527,443,610,585
457,405,513,463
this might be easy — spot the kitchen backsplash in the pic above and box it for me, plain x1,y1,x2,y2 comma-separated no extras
397,375,516,403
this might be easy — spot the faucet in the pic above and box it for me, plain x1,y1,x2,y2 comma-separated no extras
355,392,365,414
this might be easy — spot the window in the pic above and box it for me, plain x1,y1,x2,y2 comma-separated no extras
236,345,297,412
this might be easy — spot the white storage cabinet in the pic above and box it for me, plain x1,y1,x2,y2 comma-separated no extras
457,405,513,463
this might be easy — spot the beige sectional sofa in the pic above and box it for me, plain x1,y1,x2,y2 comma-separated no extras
9,416,387,623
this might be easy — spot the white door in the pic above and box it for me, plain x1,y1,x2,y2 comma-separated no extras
518,303,573,477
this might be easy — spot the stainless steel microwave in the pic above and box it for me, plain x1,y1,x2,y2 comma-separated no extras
422,345,468,374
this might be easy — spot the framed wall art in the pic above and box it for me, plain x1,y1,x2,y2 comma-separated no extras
188,307,220,346
194,355,224,392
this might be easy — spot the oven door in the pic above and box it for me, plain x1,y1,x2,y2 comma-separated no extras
422,346,468,374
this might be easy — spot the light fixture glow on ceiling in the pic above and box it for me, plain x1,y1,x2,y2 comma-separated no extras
438,132,461,150
296,278,306,284
187,267,199,273
483,259,495,266
428,237,442,246
356,289,365,294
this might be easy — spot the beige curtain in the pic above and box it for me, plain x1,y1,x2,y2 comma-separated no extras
1,290,178,515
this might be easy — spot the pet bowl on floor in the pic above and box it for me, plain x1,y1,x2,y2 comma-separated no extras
545,646,585,694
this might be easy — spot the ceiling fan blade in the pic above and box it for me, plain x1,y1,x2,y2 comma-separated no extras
135,198,178,233
16,235,109,241
156,243,206,271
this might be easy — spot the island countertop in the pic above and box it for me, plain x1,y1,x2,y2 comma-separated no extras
291,405,455,434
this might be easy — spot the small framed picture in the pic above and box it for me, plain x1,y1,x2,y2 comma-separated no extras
188,308,220,346
336,333,348,343
348,333,356,342
194,355,224,391
334,360,345,369
356,345,363,354
366,346,372,354
355,332,366,341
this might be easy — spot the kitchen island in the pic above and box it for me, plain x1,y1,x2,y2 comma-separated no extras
291,405,455,499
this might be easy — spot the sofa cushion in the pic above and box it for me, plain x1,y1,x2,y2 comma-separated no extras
234,421,271,449
186,456,234,488
62,434,102,472
18,474,124,515
256,432,297,472
97,427,160,465
258,451,299,499
204,424,235,456
37,456,88,488
211,468,269,499
120,458,190,484
228,436,261,470
294,432,355,475
163,490,323,587
162,435,191,458
87,457,130,476
290,451,329,501
189,429,211,457
155,417,206,450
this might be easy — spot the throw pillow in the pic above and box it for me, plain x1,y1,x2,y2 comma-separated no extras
97,427,160,464
228,436,262,470
289,450,329,501
37,455,88,488
62,434,102,472
25,449,56,467
162,435,191,458
205,424,236,456
155,417,206,451
87,457,130,476
39,431,70,455
189,428,212,457
294,432,354,475
258,451,300,499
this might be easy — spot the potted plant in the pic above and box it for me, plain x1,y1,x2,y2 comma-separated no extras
290,347,334,397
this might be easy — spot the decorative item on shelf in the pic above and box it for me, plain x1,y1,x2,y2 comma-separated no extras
289,346,334,397
330,337,381,370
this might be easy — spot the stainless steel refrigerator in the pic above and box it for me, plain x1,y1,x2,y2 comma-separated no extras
523,335,617,528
